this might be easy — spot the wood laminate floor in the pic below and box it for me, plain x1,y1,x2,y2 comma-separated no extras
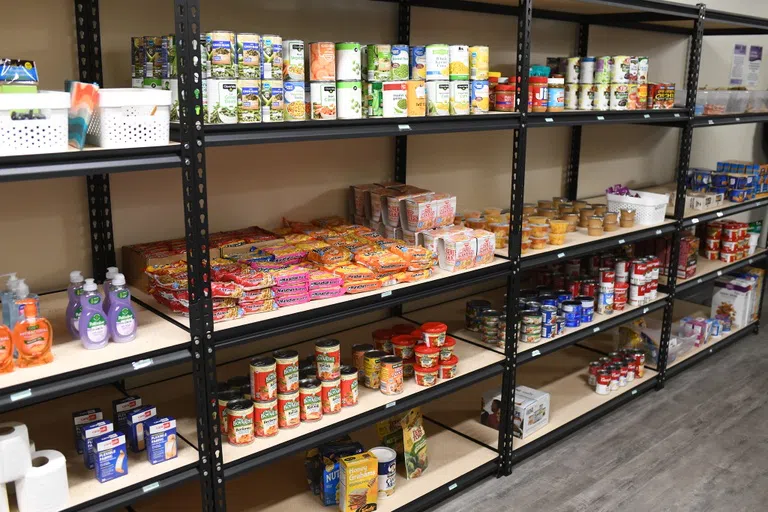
434,322,768,512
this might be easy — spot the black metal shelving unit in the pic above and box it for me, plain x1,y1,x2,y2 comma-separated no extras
2,0,768,511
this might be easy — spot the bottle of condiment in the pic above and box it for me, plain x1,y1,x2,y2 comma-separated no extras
488,71,501,110
495,84,516,112
547,75,565,112
530,76,549,113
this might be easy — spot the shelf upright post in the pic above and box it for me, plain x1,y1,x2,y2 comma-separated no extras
657,3,705,390
500,0,532,477
174,1,225,510
74,0,116,281
564,23,589,201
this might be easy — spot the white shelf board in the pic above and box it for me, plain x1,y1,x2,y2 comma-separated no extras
0,291,189,392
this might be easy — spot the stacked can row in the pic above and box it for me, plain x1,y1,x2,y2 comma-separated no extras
549,56,650,86
465,300,507,347
587,348,647,396
702,221,753,263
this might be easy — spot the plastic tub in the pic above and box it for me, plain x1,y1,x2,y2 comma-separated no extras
702,90,727,115
726,91,749,114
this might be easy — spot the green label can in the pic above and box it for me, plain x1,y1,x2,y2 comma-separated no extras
261,80,284,122
207,78,238,124
336,42,362,81
367,44,392,82
207,31,237,78
237,79,262,123
426,81,450,116
337,81,363,119
367,81,383,118
261,35,283,81
391,44,410,80
237,33,261,79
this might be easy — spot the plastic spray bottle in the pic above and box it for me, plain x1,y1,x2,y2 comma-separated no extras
12,297,54,367
78,278,109,350
67,270,85,338
103,266,119,312
107,273,137,343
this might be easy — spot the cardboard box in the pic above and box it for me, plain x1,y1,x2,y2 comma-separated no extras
146,416,177,464
112,395,142,435
712,276,755,329
122,243,187,292
73,408,103,454
126,405,157,452
338,452,378,512
93,432,128,483
82,420,114,470
480,386,550,439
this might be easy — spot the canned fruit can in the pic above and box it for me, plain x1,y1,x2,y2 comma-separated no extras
237,33,261,79
566,57,580,84
315,339,341,380
411,46,426,79
637,56,649,84
364,350,386,388
426,81,450,116
261,35,283,80
471,80,489,114
469,46,489,80
207,31,236,78
226,399,254,445
207,79,238,124
580,57,595,84
610,83,629,110
391,44,410,80
407,80,426,117
309,42,335,81
283,81,306,121
565,83,578,110
594,83,609,110
367,81,383,117
450,80,470,115
611,56,630,84
340,366,359,406
336,42,362,81
261,80,284,122
426,44,450,81
449,45,469,80
383,81,408,117
282,39,305,81
254,399,279,437
310,82,337,119
273,349,299,393
337,81,363,119
321,378,342,414
277,391,300,428
380,355,404,395
594,56,611,84
299,378,323,422
578,84,594,110
367,44,392,81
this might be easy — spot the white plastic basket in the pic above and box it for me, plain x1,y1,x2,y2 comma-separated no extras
606,189,670,225
0,91,69,156
87,88,171,149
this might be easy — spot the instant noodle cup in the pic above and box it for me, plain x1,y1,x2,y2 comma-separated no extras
340,366,359,407
440,336,456,361
421,322,447,346
372,329,394,354
414,364,439,387
439,355,459,379
414,344,440,368
253,399,279,437
391,335,417,360
392,324,416,335
277,391,300,429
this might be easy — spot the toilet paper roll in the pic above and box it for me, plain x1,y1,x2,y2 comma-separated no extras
0,422,31,483
9,440,36,498
16,450,69,512
0,483,9,512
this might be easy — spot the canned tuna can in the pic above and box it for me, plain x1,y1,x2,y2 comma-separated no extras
426,44,449,81
540,305,557,324
469,46,489,80
561,300,582,327
637,56,649,84
367,81,383,117
539,295,557,307
309,42,335,81
597,290,614,315
383,81,408,117
336,42,361,81
594,56,611,84
207,31,237,78
466,299,492,331
282,39,305,81
577,295,595,323
450,80,470,115
525,300,541,312
283,81,306,121
482,329,501,345
407,79,426,117
580,57,595,84
207,79,238,124
364,350,386,389
380,355,404,395
521,309,542,326
541,323,555,339
367,44,392,81
611,56,630,83
556,291,572,306
237,33,261,79
588,361,601,387
566,57,580,84
565,83,578,110
480,309,501,330
610,83,629,110
261,35,283,80
594,83,609,110
310,82,336,120
520,331,541,344
426,81,450,116
391,44,410,80
261,80,284,122
337,81,363,119
470,80,489,114
411,45,426,79
448,45,469,81
596,369,611,395
578,84,594,110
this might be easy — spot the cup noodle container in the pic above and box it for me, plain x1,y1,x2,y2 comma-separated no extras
382,81,408,117
438,234,477,272
402,196,437,231
336,42,362,81
474,230,496,266
426,81,450,116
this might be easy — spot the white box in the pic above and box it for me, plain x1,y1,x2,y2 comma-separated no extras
480,386,550,440
711,276,754,329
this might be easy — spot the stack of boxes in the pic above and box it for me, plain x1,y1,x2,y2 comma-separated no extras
711,266,765,330
687,160,768,210
131,36,179,120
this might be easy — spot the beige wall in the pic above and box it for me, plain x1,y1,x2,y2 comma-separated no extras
2,0,768,294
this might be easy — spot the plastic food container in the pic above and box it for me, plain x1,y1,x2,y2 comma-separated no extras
439,355,459,379
530,223,549,237
414,344,440,368
440,336,456,361
726,90,749,114
414,364,439,387
531,236,547,250
421,322,447,347
549,232,566,245
548,219,568,234
391,335,417,360
703,90,727,115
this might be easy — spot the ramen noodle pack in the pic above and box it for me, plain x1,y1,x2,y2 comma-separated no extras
339,452,379,512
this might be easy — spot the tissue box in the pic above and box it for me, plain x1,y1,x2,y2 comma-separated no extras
112,395,142,434
82,420,114,470
146,416,177,464
126,405,157,452
73,408,103,454
93,432,128,483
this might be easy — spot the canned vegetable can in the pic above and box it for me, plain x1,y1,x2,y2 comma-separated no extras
283,81,306,121
449,45,470,81
336,42,362,81
337,81,363,119
426,44,450,81
469,46,489,80
260,35,283,80
261,80,284,122
310,82,337,120
611,56,630,84
411,45,426,79
471,80,489,114
207,79,238,124
382,81,408,117
236,80,261,123
282,39,305,81
426,81,450,116
610,83,629,110
367,44,392,81
364,350,386,388
207,31,237,79
309,42,335,81
450,80,470,115
367,81,383,117
391,44,410,80
237,33,261,79
407,79,426,117
594,56,611,84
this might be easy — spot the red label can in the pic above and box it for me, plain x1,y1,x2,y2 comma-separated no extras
608,351,623,363
567,280,582,298
609,365,620,390
630,259,647,285
299,378,323,422
277,391,300,429
619,363,628,386
315,339,341,380
253,399,279,438
321,378,342,414
599,267,616,285
250,356,277,402
588,361,601,387
596,369,611,395
565,259,581,278
340,366,359,407
614,281,628,310
273,350,299,393
615,259,630,283
633,351,646,378
581,280,597,298
625,358,637,381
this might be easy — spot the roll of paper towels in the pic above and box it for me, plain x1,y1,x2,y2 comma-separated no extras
16,450,69,512
0,422,31,483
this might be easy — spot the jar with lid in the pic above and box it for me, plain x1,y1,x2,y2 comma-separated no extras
495,84,516,112
547,76,565,112
488,71,501,109
529,76,549,113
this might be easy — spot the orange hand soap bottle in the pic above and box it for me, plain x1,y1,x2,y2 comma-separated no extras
0,323,12,373
12,298,54,367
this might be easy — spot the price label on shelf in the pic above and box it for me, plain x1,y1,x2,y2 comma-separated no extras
643,307,649,314
656,229,663,235
449,483,458,491
143,482,161,493
398,124,411,131
697,278,703,284
716,211,724,218
736,117,741,122
132,358,154,371
531,349,541,357
593,326,600,333
545,118,554,123
631,389,638,396
708,119,715,125
381,291,392,298
557,252,566,259
618,239,625,245
644,114,650,119
386,401,397,409
709,348,714,354
717,271,723,277
674,113,681,118
597,116,605,121
10,389,32,402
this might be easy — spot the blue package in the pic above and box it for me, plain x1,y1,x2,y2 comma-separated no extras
93,432,128,483
82,420,114,470
321,462,341,506
112,395,142,435
73,408,103,454
125,405,157,452
0,59,39,84
146,416,177,465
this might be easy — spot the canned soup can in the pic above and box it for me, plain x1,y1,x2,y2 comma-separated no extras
226,399,254,446
469,46,489,80
426,81,450,116
450,80,470,115
337,81,363,119
336,42,361,81
411,45,426,79
261,35,283,80
236,33,261,79
282,39,305,81
367,44,392,81
207,79,238,124
310,82,337,120
261,80,284,122
449,45,470,81
391,44,410,80
310,42,336,81
383,81,408,118
207,31,236,79
283,82,306,121
426,44,450,81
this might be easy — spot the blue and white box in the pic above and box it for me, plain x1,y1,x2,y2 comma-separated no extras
82,420,113,469
146,416,177,465
112,395,142,434
93,432,128,483
73,408,103,454
126,405,157,452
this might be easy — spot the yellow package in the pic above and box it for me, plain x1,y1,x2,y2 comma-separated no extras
401,408,428,479
338,452,378,512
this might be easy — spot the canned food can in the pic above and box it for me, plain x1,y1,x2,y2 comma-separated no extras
450,80,470,115
540,305,557,324
364,350,386,389
627,83,639,110
470,80,489,114
217,389,240,435
541,323,555,339
411,46,427,79
283,81,306,121
426,81,450,116
610,83,629,110
226,399,254,445
273,349,299,393
367,81,384,117
637,56,649,84
281,39,305,81
380,355,404,395
630,259,647,285
351,344,374,380
207,79,238,124
469,46,489,80
373,329,394,354
426,44,450,81
261,80,284,122
619,363,629,387
337,81,363,119
371,446,398,498
260,35,283,80
588,361,601,387
539,295,557,307
556,317,565,335
565,83,578,110
581,280,597,298
382,81,408,117
449,45,469,80
321,378,342,414
580,57,595,84
340,366,359,406
277,391,300,429
578,296,595,323
207,31,237,78
629,283,644,305
367,44,392,81
556,291,572,305
250,356,277,402
611,56,630,83
628,56,639,83
597,290,614,315
407,79,426,117
625,358,636,382
237,33,261,79
309,42,335,81
596,369,611,395
594,83,609,110
614,282,628,310
315,339,341,380
299,378,323,422
254,399,279,437
525,300,541,312
520,331,541,343
594,56,611,84
336,42,361,81
391,44,410,80
466,299,492,331
566,57,580,84
521,310,543,325
599,267,616,284
561,300,582,327
578,84,594,110
310,82,337,120
609,365,620,391
236,79,261,123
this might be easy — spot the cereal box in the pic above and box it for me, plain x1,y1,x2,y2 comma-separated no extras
338,452,378,512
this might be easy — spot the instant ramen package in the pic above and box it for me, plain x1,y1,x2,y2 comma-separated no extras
375,408,428,480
